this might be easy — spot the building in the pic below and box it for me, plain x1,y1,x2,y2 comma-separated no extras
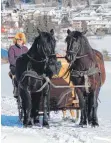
87,20,111,33
34,0,57,5
72,21,82,30
34,0,43,4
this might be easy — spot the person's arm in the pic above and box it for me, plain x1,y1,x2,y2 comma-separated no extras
8,47,16,66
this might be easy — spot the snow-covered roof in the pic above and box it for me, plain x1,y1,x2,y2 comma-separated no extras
72,16,101,21
88,21,111,25
80,10,94,14
33,10,40,14
52,18,60,23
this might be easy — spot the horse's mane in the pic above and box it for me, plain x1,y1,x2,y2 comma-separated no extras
79,33,96,62
65,31,82,43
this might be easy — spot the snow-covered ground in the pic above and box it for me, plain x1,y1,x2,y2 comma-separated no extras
1,61,111,143
88,36,111,53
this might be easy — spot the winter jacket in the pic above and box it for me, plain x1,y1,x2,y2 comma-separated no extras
8,44,28,74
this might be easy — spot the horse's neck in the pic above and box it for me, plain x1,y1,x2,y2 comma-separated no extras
73,48,95,71
29,61,45,75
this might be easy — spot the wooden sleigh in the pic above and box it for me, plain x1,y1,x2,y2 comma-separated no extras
50,58,80,112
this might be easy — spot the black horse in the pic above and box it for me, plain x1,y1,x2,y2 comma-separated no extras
65,29,105,127
16,29,58,127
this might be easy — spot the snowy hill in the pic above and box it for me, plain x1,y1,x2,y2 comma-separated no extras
1,62,111,143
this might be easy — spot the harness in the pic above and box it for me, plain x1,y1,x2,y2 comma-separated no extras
27,54,48,64
18,51,58,93
19,70,50,93
66,35,100,93
71,66,100,77
71,66,100,93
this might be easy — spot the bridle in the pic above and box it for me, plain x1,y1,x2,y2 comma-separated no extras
66,35,88,63
27,46,57,74
27,54,48,63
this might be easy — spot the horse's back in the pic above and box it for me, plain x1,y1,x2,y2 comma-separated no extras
93,49,106,85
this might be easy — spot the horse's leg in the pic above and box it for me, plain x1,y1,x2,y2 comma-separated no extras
89,90,99,127
62,109,66,118
19,88,32,126
76,88,87,126
70,89,76,121
43,85,49,128
31,93,40,124
62,109,69,121
88,92,92,125
23,89,32,127
19,88,27,125
47,86,50,119
92,90,99,127
70,110,76,122
83,93,88,124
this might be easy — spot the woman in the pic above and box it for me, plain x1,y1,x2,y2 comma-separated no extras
8,32,28,98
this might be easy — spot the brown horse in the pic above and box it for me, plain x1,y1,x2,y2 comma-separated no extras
65,30,106,127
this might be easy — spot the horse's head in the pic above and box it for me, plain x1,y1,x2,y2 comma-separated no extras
28,29,56,59
65,29,83,63
65,29,94,64
27,29,59,77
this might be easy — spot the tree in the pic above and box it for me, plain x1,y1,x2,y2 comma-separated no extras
81,21,87,32
23,14,55,42
102,49,110,61
102,50,108,56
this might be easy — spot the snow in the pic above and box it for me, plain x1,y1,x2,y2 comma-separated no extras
88,36,111,53
1,44,111,142
72,16,101,21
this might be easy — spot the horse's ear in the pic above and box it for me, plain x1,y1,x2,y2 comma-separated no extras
50,29,54,36
82,30,88,35
37,28,41,35
67,29,71,35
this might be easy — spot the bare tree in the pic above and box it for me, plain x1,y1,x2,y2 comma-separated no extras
23,14,55,42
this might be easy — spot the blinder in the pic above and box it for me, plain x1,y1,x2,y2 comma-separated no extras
66,35,80,63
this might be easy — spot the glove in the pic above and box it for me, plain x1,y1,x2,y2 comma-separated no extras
10,65,16,75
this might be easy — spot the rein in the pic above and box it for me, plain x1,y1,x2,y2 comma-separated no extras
27,54,48,63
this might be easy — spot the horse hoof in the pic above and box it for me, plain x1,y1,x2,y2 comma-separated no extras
70,119,76,123
34,123,43,128
44,124,50,129
24,120,33,128
91,122,99,127
43,121,49,128
79,121,87,127
62,117,69,121
34,119,39,125
88,120,91,125
23,124,32,128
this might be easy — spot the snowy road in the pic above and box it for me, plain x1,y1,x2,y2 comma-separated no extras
1,62,111,143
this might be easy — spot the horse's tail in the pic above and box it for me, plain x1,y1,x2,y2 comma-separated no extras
93,49,106,85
